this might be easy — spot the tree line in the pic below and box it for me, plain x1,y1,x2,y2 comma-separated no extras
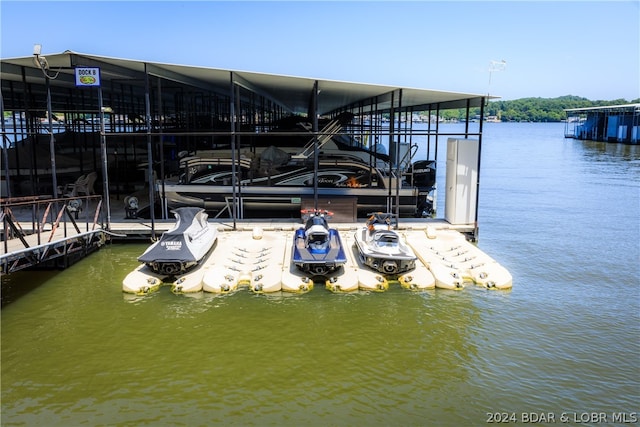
437,95,640,122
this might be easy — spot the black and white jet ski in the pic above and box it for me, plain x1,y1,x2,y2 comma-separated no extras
354,212,417,275
137,207,218,276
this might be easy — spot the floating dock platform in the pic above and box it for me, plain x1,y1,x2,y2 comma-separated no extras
2,198,511,293
120,219,512,295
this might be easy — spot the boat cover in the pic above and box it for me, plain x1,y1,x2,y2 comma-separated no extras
260,145,290,168
138,207,212,264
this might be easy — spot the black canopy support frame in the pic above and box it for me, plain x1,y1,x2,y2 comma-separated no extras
1,51,490,234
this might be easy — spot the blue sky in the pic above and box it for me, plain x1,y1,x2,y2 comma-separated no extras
1,1,638,101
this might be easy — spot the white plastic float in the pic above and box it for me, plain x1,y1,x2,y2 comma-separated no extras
396,239,436,290
171,250,216,294
244,227,285,294
324,231,360,292
201,232,239,293
122,264,166,295
202,228,284,294
405,227,512,290
280,231,314,293
123,225,511,296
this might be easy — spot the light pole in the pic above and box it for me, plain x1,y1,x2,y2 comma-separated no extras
487,60,507,102
33,44,59,198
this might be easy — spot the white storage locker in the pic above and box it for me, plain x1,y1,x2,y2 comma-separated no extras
445,138,479,225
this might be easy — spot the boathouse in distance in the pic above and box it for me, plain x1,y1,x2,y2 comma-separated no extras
564,103,640,144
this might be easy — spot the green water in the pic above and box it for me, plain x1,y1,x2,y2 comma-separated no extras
2,123,639,426
2,246,499,426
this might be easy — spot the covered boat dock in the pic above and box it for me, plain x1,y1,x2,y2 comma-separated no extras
2,50,492,260
564,103,640,144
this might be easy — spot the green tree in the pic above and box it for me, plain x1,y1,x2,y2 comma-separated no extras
423,96,639,122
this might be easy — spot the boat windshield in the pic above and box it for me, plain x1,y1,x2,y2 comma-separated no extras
374,232,398,247
308,233,327,245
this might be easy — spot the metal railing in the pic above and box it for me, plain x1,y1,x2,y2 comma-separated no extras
1,195,105,252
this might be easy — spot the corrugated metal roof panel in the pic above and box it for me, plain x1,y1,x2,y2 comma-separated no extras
1,50,492,114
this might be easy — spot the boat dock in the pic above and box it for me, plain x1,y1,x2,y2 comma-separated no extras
120,221,511,295
2,195,512,292
2,50,506,285
564,103,640,144
107,217,474,241
1,192,476,273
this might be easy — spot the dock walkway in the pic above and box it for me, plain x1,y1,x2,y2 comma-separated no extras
1,194,478,277
1,195,105,273
106,217,472,239
2,202,512,292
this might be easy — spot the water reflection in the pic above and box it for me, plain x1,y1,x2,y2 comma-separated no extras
1,270,59,307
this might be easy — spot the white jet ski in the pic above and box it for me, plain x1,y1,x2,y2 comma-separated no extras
353,212,417,275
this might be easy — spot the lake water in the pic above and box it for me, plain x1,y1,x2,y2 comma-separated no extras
2,123,639,426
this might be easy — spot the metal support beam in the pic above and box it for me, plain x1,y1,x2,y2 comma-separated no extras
474,97,485,241
1,89,12,198
229,72,238,228
312,80,319,211
144,63,156,239
45,77,59,199
98,87,111,229
395,89,403,218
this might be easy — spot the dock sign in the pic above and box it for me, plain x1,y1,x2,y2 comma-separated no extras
75,67,101,87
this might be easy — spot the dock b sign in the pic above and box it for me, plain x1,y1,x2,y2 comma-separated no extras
75,67,101,87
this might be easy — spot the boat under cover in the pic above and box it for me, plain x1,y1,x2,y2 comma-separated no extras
138,207,218,276
158,119,436,218
354,212,417,275
292,209,347,276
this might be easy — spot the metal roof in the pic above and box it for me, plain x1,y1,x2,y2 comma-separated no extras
1,50,491,115
564,103,640,113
